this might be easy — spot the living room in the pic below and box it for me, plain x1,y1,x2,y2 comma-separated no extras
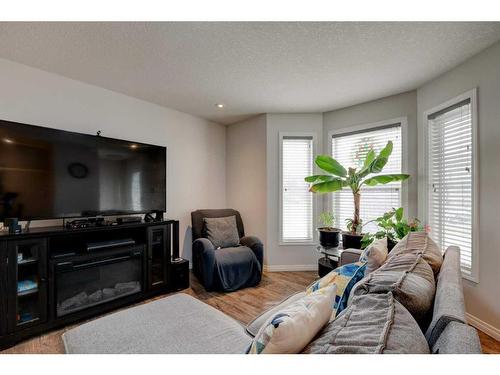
1,0,500,372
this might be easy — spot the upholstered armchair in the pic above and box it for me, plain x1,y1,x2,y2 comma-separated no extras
191,209,263,292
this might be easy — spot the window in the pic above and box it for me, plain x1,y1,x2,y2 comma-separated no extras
330,123,404,233
425,90,478,281
280,134,315,243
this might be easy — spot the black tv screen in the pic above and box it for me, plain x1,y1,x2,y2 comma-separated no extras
0,119,166,221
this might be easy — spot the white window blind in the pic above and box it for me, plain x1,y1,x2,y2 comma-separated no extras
427,99,474,278
331,124,402,232
281,135,314,243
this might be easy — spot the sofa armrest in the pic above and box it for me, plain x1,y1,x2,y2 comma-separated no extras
240,236,264,268
192,238,217,289
340,248,363,266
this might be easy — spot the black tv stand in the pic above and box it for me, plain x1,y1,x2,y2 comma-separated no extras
0,219,184,350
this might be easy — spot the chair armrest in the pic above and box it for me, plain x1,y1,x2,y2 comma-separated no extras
240,236,264,268
340,248,363,266
192,238,217,289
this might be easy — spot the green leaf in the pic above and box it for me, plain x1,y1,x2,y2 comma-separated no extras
315,155,347,177
370,157,389,173
362,174,410,186
363,149,376,167
304,175,334,183
378,141,393,159
310,179,344,193
357,141,393,177
395,207,404,222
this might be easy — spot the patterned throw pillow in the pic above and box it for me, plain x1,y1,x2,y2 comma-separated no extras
306,261,366,318
248,284,336,354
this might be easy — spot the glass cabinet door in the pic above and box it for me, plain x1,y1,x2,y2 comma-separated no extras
8,239,47,332
147,226,169,290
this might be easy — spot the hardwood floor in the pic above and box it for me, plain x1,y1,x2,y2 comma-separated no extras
1,270,498,354
478,330,500,354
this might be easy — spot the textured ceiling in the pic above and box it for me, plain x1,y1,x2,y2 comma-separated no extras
1,22,499,125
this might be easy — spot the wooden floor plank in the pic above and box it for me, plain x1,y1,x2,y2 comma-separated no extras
1,270,498,354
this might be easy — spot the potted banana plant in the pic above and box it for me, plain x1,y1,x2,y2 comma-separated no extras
305,141,410,249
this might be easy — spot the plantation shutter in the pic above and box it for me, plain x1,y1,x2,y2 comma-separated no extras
428,99,474,277
281,135,314,242
331,124,402,233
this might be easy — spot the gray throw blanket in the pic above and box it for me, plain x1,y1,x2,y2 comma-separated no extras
215,246,262,292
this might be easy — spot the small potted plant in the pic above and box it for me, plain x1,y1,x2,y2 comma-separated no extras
317,212,341,247
360,207,425,250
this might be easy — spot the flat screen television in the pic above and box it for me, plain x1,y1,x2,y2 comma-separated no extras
0,119,166,221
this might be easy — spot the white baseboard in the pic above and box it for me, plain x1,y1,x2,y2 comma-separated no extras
264,264,317,272
466,312,500,341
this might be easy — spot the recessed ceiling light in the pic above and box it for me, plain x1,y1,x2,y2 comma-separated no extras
215,103,224,109
3,138,13,144
130,144,138,149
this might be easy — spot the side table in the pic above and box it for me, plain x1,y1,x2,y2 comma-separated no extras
316,245,342,277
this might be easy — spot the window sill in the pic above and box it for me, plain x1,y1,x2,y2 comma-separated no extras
462,273,479,284
279,241,317,246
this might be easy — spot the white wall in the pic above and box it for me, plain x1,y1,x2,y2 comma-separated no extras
323,90,418,217
226,115,267,261
417,41,500,332
266,113,323,270
0,58,227,260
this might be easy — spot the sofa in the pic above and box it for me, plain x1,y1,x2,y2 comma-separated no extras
63,245,481,354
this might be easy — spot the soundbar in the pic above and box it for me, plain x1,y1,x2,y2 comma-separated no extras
116,216,143,225
86,238,136,251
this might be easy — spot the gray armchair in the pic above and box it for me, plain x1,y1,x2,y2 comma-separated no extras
191,209,263,292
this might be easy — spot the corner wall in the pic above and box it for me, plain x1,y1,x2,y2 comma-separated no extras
0,58,227,261
417,41,500,334
226,115,268,261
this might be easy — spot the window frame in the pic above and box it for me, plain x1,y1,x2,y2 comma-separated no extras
279,131,318,245
326,117,409,223
421,88,479,283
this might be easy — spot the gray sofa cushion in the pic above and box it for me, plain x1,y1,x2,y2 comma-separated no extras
388,232,443,275
351,253,435,325
425,246,468,347
246,292,306,337
63,293,252,354
303,292,430,354
204,215,240,248
432,321,482,354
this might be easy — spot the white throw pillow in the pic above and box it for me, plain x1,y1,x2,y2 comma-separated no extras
248,284,336,354
360,237,388,274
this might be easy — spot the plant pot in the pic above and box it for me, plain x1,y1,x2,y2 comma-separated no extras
387,238,397,252
342,232,364,249
318,227,341,247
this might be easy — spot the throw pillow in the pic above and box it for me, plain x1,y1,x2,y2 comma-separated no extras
350,252,436,326
306,261,366,318
303,292,430,354
203,216,240,248
388,231,443,275
248,284,337,354
360,237,388,274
